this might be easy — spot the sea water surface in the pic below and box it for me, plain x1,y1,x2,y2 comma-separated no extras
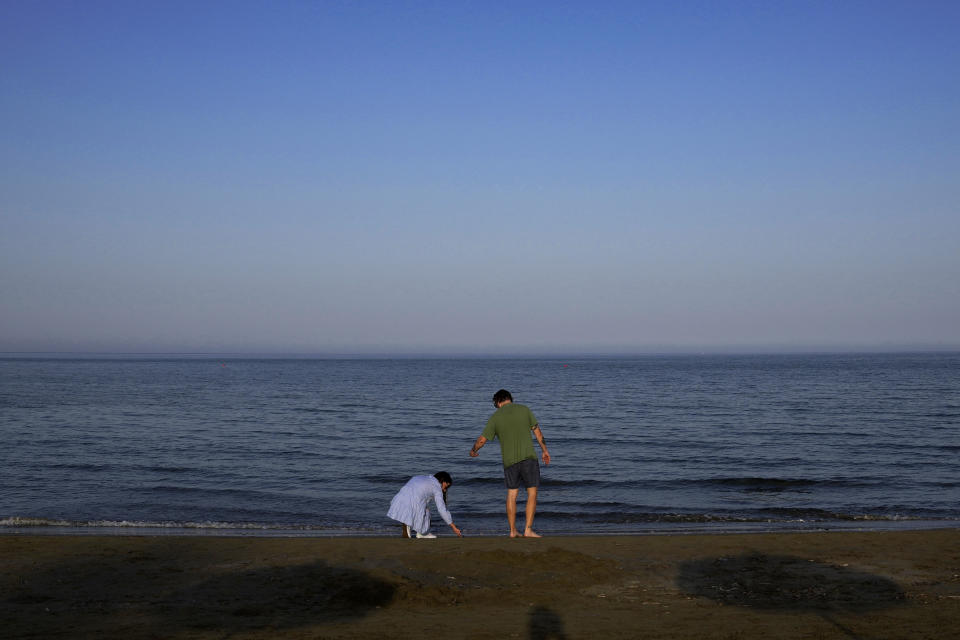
2,354,958,536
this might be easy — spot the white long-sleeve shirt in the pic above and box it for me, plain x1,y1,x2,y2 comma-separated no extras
386,475,452,534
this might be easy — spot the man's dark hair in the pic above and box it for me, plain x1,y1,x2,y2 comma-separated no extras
434,471,452,485
492,389,513,406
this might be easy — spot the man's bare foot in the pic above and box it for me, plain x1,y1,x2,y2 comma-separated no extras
509,531,522,538
523,529,542,538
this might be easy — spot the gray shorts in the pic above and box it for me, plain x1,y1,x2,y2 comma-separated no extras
504,458,540,489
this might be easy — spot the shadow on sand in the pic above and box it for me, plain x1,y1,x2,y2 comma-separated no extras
2,542,395,638
169,560,396,630
528,604,568,640
677,552,905,639
677,552,904,612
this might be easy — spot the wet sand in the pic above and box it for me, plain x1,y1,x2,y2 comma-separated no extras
2,529,958,639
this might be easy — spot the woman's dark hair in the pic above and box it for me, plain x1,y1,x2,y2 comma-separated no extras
435,471,452,505
492,389,513,406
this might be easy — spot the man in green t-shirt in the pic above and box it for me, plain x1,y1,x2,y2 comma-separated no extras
469,389,551,537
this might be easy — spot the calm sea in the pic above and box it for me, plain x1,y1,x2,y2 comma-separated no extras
1,354,958,536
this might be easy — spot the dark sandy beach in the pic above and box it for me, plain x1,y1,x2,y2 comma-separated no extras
2,529,958,639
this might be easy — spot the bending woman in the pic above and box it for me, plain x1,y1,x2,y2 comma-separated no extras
387,471,463,538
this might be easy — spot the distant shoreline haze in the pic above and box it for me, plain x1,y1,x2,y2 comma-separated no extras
2,345,959,359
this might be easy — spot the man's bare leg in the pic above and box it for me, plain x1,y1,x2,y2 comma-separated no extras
506,488,521,537
523,486,541,537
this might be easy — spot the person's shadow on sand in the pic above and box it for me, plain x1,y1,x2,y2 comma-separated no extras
528,605,568,640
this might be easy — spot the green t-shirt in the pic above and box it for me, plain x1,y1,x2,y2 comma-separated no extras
482,403,538,468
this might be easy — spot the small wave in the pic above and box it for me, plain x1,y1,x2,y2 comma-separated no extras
543,511,762,524
0,517,73,527
0,516,352,531
541,509,952,524
358,473,412,484
45,462,195,474
711,477,819,487
467,477,610,487
704,476,876,490
547,500,637,509
365,475,886,491
144,465,193,473
47,462,115,471
357,473,500,486
358,474,611,487
291,407,347,414
753,507,947,522
139,484,256,496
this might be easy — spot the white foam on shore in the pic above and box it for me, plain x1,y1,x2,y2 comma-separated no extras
2,515,957,539
0,516,346,531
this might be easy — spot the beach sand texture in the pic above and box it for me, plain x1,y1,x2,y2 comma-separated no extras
2,530,958,639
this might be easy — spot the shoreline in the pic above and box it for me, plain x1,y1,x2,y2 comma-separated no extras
2,518,958,539
3,529,958,639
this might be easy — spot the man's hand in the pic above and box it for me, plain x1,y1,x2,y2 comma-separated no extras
533,426,550,465
450,523,463,537
469,435,486,457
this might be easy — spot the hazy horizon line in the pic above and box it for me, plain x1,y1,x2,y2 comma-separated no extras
2,344,958,359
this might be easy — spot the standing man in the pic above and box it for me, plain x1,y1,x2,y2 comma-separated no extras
469,389,551,537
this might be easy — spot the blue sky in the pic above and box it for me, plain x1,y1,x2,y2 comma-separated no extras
2,1,958,354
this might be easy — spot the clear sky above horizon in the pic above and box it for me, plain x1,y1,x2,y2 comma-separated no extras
2,1,958,355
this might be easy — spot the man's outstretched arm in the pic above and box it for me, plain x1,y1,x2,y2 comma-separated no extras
533,425,550,465
469,435,487,457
